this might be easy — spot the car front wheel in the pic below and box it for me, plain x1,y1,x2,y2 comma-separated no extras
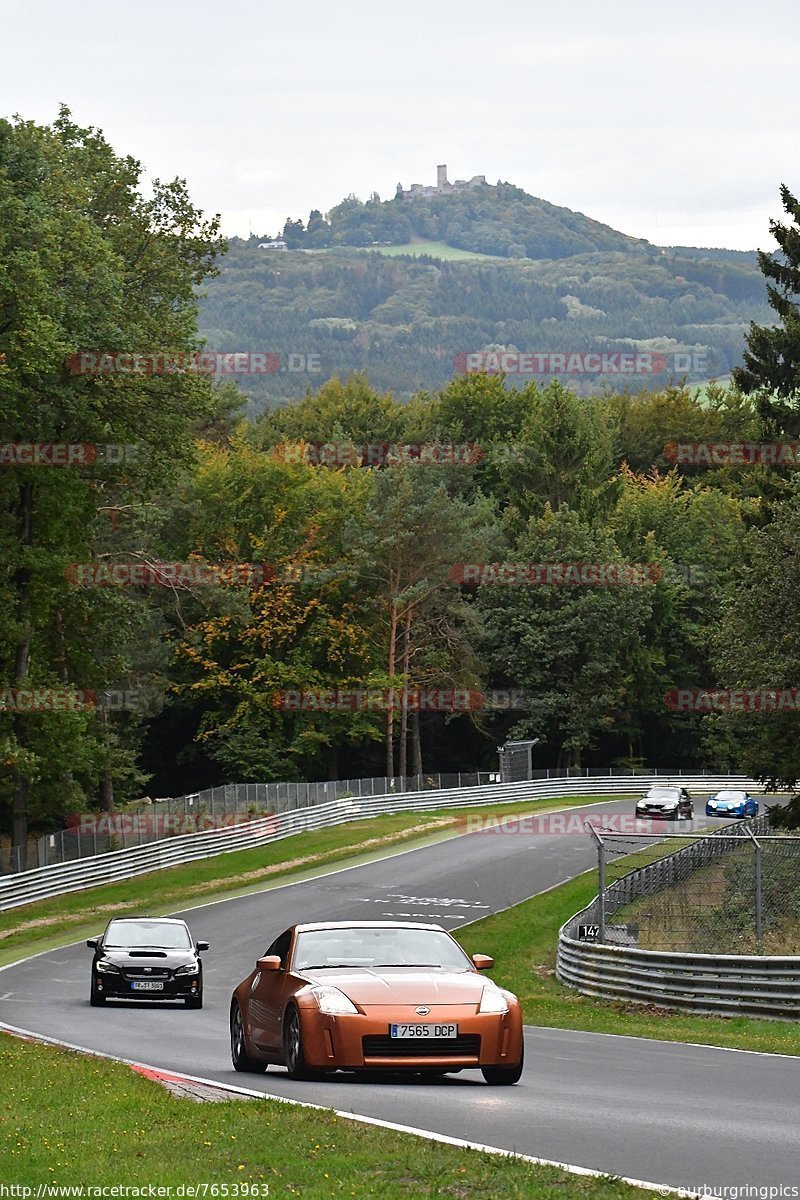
284,1006,325,1080
89,982,106,1007
482,1043,524,1086
230,1002,266,1073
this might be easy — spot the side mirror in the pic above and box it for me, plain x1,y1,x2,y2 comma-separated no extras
257,955,282,972
86,938,99,950
472,953,494,971
196,941,210,951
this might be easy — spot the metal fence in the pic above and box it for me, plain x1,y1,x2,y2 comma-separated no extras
11,773,492,874
557,812,800,1018
0,772,765,910
577,814,800,953
4,764,748,875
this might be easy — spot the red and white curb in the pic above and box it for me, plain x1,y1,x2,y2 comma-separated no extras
0,1020,719,1198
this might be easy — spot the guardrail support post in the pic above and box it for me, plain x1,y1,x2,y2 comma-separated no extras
598,840,606,942
586,823,606,943
754,839,762,947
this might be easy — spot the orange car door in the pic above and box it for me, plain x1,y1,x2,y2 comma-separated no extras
249,930,292,1053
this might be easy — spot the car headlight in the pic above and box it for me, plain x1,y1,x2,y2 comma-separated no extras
311,986,359,1015
174,962,200,976
479,985,509,1015
96,959,121,975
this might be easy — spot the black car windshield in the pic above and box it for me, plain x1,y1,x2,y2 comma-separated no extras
293,927,472,971
646,788,680,799
104,920,192,949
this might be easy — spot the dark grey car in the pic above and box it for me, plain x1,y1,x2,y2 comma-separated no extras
87,916,208,1008
635,785,693,821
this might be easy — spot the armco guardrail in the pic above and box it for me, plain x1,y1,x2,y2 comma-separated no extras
0,773,763,912
27,765,737,874
557,937,800,1019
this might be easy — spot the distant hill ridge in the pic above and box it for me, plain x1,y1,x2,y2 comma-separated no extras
199,174,768,406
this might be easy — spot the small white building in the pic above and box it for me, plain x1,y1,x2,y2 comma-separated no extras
258,240,288,251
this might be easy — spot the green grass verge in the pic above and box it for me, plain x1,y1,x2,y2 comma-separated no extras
364,240,507,261
0,793,624,967
456,871,800,1056
0,1033,660,1196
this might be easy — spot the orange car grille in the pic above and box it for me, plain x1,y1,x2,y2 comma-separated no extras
362,1035,481,1058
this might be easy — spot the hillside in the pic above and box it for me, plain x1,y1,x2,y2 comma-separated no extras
197,183,770,408
274,181,647,259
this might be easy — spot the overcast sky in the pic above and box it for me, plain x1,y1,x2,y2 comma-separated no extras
3,0,797,251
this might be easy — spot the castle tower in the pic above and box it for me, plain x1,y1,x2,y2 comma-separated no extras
437,164,448,190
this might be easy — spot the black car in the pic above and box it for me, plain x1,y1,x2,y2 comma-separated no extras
635,785,693,821
87,916,208,1008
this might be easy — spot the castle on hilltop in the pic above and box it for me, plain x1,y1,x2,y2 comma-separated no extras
396,165,487,199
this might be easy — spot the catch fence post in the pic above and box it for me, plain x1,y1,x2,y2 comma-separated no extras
587,823,606,943
744,825,762,947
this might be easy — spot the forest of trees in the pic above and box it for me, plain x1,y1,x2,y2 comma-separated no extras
3,113,800,857
198,232,770,405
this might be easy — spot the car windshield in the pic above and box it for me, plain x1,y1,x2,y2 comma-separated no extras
104,920,192,949
646,788,680,799
293,927,472,971
715,791,745,801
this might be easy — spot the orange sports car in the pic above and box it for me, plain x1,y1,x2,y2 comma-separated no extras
230,920,524,1085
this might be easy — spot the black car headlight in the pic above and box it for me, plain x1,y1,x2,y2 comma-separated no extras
96,959,121,975
174,962,200,976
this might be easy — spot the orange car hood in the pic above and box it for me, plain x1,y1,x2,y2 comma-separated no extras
301,967,487,1005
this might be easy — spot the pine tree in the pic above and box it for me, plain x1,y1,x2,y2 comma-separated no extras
733,185,800,433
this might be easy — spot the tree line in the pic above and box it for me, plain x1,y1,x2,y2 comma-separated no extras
2,113,800,862
198,238,770,405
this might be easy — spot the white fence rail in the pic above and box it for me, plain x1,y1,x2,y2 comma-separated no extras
0,773,765,912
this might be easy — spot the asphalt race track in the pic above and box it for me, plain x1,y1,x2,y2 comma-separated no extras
2,796,798,1193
